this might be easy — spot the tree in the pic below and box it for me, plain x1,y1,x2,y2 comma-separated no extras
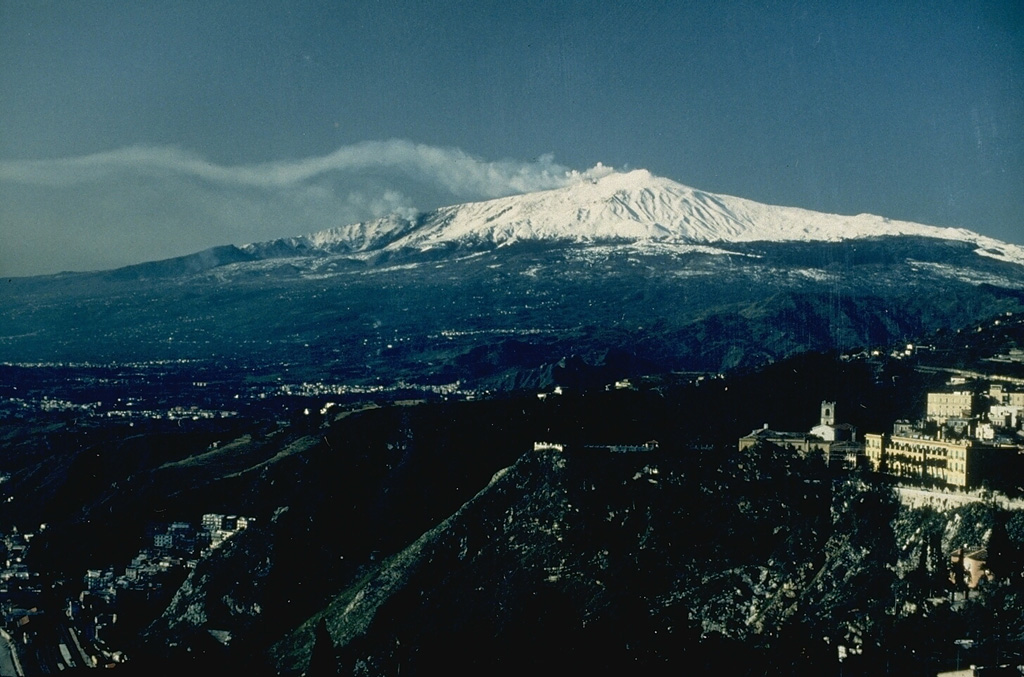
987,512,1024,588
307,618,337,677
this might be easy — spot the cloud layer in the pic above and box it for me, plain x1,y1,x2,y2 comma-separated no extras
0,140,583,195
0,141,614,276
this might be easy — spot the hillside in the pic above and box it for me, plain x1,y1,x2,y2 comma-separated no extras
29,350,1002,675
269,435,1024,675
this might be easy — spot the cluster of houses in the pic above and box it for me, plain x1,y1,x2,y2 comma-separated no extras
72,513,253,659
0,513,255,671
0,527,43,654
0,527,35,587
739,383,1024,490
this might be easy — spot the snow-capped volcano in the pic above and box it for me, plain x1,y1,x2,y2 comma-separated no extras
384,169,1022,264
249,169,1023,266
6,168,1024,384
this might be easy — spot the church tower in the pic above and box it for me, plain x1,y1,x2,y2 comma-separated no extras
820,401,836,427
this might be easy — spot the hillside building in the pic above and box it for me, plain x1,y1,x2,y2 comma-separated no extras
927,391,976,423
739,383,1024,488
863,433,1016,488
892,419,917,437
989,404,1023,429
950,547,992,590
738,401,862,468
988,383,1024,408
866,383,1024,489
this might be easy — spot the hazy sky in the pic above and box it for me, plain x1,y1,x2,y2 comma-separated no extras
1,0,1022,276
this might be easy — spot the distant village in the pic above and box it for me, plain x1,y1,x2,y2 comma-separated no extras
0,512,253,672
739,380,1024,492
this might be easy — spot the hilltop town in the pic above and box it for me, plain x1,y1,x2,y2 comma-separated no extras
739,310,1024,495
740,382,1024,492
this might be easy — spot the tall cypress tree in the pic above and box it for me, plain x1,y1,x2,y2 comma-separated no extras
307,618,338,676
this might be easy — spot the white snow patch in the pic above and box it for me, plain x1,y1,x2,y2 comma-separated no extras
906,260,1024,288
789,268,838,283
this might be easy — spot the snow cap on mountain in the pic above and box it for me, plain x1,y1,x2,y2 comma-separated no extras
380,168,1022,265
256,168,1023,266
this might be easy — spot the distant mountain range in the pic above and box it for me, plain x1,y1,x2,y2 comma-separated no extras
3,170,1023,384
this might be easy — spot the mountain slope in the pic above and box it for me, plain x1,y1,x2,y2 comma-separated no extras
266,445,902,675
254,441,1024,675
240,214,420,259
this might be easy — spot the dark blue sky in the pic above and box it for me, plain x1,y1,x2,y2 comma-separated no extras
1,0,1021,275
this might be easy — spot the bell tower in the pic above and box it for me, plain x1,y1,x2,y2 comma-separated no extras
820,401,836,427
